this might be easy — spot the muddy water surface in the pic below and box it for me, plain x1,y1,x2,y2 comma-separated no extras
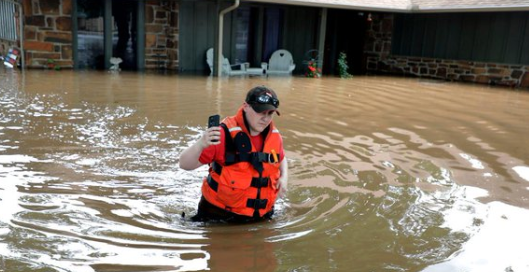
1,68,529,272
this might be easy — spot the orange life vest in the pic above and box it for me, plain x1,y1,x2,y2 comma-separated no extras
201,109,282,217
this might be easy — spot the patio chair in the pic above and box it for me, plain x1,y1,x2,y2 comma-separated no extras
206,48,247,76
245,63,268,76
221,58,247,76
266,49,296,75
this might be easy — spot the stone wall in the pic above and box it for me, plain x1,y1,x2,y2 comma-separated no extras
365,13,529,89
364,13,393,66
145,0,179,70
22,0,73,69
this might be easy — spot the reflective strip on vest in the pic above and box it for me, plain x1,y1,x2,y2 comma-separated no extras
229,126,242,132
272,129,279,133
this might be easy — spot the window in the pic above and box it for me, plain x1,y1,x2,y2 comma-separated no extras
0,0,17,41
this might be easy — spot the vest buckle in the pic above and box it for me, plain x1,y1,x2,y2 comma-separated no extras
246,198,268,210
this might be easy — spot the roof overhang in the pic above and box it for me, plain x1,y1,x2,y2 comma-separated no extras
243,0,529,13
245,0,410,13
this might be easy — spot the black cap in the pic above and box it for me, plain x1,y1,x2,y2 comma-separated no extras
245,86,280,115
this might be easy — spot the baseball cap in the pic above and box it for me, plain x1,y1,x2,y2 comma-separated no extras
245,86,280,116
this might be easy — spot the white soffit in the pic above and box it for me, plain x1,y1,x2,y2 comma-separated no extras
243,0,529,13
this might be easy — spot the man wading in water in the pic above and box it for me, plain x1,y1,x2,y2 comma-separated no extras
179,86,288,223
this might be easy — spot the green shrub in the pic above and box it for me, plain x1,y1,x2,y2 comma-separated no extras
337,52,352,78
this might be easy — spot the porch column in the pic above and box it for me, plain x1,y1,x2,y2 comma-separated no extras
104,0,112,70
318,8,327,70
136,0,145,71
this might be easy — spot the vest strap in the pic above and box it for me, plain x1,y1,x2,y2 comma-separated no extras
206,175,270,192
225,152,278,165
212,161,222,175
250,177,269,188
206,175,218,192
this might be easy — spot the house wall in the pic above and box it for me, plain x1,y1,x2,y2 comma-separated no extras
179,0,230,73
178,1,320,74
145,0,179,70
3,0,179,70
365,13,529,89
392,12,529,66
284,6,319,74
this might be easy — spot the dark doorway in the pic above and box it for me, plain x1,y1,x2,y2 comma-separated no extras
324,9,367,75
262,7,283,61
234,6,251,64
112,0,138,70
233,6,284,66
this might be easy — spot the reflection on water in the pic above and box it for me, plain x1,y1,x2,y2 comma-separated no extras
1,67,529,271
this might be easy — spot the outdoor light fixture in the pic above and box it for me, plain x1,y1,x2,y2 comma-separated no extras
367,13,372,22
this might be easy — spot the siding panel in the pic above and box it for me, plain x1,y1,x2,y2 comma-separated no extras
433,14,449,59
458,13,476,61
400,15,413,56
486,13,508,62
391,11,529,65
472,13,491,61
445,14,462,60
422,14,437,57
391,14,403,54
179,2,195,72
411,15,426,56
504,13,525,64
195,1,209,69
520,15,529,64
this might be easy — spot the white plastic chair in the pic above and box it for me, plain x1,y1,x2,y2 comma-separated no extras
246,63,268,76
267,49,296,75
206,48,247,76
221,58,247,76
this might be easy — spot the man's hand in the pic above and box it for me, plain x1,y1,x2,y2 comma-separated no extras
200,126,221,148
278,175,288,198
278,157,289,198
179,127,221,170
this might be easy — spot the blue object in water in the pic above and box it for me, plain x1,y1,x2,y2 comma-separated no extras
4,48,19,68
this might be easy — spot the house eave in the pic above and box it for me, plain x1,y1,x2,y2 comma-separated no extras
411,5,529,13
244,0,411,13
244,0,529,13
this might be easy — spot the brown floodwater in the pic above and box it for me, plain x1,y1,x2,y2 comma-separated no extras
0,67,529,272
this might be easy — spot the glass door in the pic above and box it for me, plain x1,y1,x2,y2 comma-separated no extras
76,0,105,69
75,0,142,70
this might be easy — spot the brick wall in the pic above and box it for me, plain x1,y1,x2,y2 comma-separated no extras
23,0,73,69
365,13,529,89
145,0,179,70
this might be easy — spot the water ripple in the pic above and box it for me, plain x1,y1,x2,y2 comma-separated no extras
1,70,529,271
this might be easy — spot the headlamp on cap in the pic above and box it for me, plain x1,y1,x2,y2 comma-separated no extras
248,94,280,108
245,86,281,115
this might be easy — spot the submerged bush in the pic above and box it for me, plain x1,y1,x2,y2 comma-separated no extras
337,52,352,78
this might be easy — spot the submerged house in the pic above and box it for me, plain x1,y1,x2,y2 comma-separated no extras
1,0,529,88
